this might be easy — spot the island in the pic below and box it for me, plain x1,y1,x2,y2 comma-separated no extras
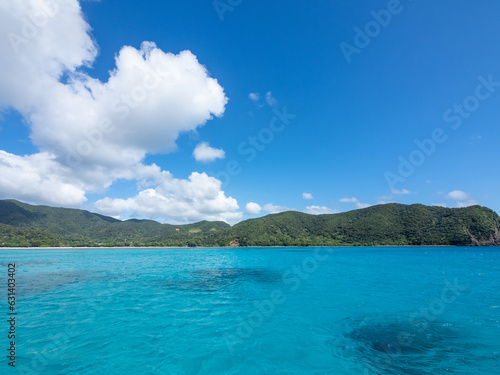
0,199,499,248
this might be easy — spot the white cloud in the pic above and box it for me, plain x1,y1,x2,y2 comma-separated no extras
392,189,411,195
444,191,479,208
377,200,395,205
262,203,291,214
446,190,470,200
95,170,241,224
193,142,225,163
248,91,277,107
339,196,371,209
339,197,358,203
245,202,262,215
432,203,447,208
0,151,86,207
0,1,234,223
0,0,97,112
34,43,227,168
304,206,338,215
302,192,314,200
355,202,372,209
248,92,260,102
456,200,479,208
265,91,278,107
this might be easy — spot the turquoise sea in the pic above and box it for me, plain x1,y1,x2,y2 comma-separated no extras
1,247,499,374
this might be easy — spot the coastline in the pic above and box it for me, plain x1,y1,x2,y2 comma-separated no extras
0,244,490,250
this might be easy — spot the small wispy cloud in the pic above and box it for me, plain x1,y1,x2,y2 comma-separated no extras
392,188,411,195
265,91,278,107
248,93,260,102
355,202,372,209
193,142,225,163
432,203,447,207
445,190,478,208
456,200,479,208
263,203,292,214
339,197,371,209
377,200,395,205
446,190,469,200
339,197,358,203
248,91,278,108
302,192,314,200
304,206,338,215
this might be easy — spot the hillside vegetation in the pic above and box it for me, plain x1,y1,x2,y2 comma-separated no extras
225,204,500,246
0,200,499,247
0,200,229,247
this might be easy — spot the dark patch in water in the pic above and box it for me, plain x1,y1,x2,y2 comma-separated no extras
17,271,95,296
335,316,469,375
193,268,280,283
349,321,459,355
157,268,280,292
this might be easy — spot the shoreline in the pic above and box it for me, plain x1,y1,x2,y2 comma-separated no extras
0,244,491,250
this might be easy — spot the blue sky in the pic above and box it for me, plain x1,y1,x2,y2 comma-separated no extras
0,0,499,223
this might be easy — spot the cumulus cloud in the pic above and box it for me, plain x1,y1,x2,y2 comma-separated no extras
34,43,227,168
0,151,86,207
446,190,470,200
0,1,237,223
245,202,262,215
95,169,241,224
302,192,314,200
304,206,338,215
0,0,97,111
193,142,225,163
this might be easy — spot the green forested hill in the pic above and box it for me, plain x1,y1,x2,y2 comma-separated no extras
224,204,500,246
0,200,499,247
0,200,230,247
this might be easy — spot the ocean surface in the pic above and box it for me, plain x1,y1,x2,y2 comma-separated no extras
0,247,499,375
